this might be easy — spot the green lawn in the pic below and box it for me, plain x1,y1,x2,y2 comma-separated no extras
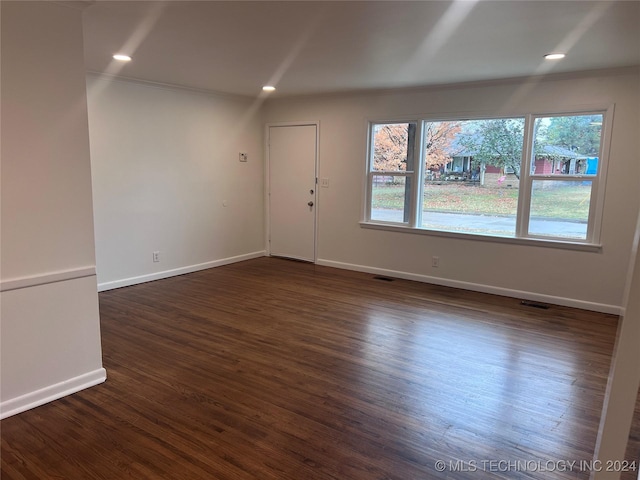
372,182,591,221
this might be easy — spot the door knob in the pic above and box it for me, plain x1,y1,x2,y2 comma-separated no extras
308,201,314,207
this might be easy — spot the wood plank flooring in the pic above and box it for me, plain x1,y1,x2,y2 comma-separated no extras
1,257,635,479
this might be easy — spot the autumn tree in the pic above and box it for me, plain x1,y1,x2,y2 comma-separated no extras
372,123,416,221
373,124,411,171
424,121,462,169
373,121,461,172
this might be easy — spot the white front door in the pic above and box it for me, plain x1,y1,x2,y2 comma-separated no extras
268,124,317,262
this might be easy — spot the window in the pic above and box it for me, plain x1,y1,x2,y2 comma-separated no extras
369,122,417,224
365,110,610,246
422,118,524,237
527,113,604,240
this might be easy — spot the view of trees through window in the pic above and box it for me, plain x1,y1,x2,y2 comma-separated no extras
369,113,604,241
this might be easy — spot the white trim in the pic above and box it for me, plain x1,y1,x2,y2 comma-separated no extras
316,258,622,315
364,120,374,223
517,115,535,238
591,104,614,245
265,120,320,128
1,267,97,292
97,251,265,291
0,368,107,420
415,120,427,228
360,221,603,252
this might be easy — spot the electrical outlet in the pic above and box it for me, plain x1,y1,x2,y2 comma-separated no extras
153,251,160,263
432,256,439,268
320,178,330,188
239,152,248,162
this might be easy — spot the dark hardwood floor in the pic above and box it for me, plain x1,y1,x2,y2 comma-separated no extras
1,257,635,479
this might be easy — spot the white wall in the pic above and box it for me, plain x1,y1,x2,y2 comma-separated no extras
264,69,640,313
86,76,265,289
594,208,640,479
1,1,105,418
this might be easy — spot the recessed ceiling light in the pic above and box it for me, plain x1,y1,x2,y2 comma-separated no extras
262,86,276,92
113,54,132,62
544,53,566,60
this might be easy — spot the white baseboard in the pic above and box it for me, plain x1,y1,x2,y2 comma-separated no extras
97,251,266,291
0,368,107,420
317,258,623,315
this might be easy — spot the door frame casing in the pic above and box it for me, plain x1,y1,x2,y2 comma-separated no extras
265,121,320,262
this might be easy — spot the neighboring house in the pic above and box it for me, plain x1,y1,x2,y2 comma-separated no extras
533,145,598,176
429,144,598,187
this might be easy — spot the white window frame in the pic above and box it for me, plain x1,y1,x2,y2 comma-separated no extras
363,106,614,250
365,121,422,226
517,108,613,244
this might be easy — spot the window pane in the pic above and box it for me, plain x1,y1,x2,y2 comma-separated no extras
372,123,416,172
422,118,524,236
532,114,602,176
528,180,592,239
423,183,519,236
371,175,410,223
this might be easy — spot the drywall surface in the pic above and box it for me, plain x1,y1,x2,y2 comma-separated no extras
593,208,640,479
1,277,106,418
264,70,640,312
86,76,265,289
1,3,97,279
1,1,105,417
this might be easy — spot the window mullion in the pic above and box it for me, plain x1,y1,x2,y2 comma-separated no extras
411,121,425,228
516,114,534,238
365,123,375,222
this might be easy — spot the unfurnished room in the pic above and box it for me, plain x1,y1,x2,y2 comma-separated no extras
1,1,640,479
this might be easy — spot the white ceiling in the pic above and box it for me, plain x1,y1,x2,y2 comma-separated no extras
82,0,640,98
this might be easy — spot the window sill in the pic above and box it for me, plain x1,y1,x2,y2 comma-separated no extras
359,221,603,252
